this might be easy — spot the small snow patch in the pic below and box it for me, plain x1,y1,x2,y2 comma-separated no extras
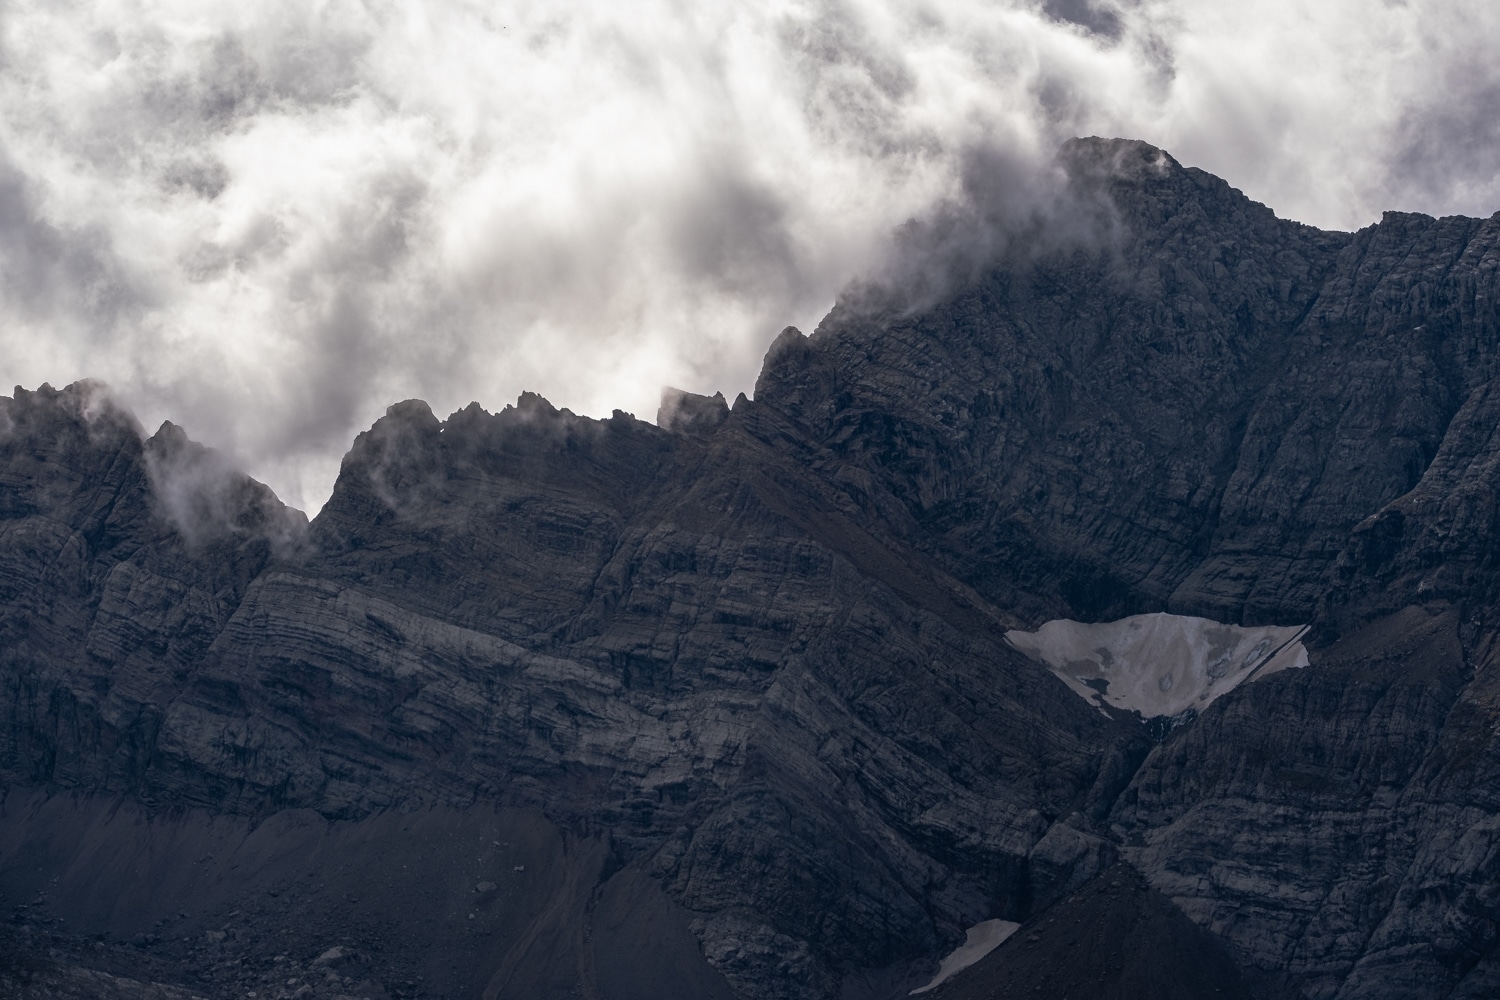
1006,613,1309,719
910,919,1020,994
311,946,355,969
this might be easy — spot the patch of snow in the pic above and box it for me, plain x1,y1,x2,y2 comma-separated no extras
910,918,1020,994
1005,613,1309,719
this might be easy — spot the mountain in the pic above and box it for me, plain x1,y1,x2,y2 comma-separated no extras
3,138,1499,1000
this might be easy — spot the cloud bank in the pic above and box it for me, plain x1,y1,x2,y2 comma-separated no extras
2,0,1496,512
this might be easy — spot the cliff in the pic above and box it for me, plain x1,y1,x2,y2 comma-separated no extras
3,138,1500,999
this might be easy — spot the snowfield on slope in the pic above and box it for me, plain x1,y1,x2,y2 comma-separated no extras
1005,613,1309,719
910,918,1021,994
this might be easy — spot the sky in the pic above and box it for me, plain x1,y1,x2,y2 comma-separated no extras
2,0,1498,514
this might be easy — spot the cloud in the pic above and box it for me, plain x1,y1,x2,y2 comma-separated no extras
143,419,310,553
0,0,1496,513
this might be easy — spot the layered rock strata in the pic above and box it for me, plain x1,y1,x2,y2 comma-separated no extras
3,138,1500,999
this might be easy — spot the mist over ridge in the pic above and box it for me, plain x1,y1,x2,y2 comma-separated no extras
2,0,1498,515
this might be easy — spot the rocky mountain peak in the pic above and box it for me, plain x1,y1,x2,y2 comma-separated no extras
4,144,1500,1000
142,419,307,551
658,386,729,434
1057,135,1181,181
3,379,143,451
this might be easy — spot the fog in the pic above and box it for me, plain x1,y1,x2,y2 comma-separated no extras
2,0,1496,512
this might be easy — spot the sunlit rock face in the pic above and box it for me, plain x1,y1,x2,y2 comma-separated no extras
1005,613,1309,719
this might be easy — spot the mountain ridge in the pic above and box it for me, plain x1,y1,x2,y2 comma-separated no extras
4,137,1500,999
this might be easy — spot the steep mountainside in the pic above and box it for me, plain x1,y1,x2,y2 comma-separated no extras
3,138,1500,1000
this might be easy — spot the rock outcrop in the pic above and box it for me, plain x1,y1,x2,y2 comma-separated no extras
4,138,1500,999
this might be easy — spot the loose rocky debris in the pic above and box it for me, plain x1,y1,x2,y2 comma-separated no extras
918,863,1270,1000
1,922,396,1000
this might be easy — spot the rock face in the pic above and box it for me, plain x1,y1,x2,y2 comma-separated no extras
3,138,1500,999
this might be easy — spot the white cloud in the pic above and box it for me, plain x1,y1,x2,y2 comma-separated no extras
1,0,1496,512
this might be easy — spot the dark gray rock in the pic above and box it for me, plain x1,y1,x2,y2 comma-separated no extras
658,386,730,435
4,139,1500,998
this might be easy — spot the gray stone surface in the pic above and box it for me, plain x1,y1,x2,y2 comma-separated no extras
4,138,1500,998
